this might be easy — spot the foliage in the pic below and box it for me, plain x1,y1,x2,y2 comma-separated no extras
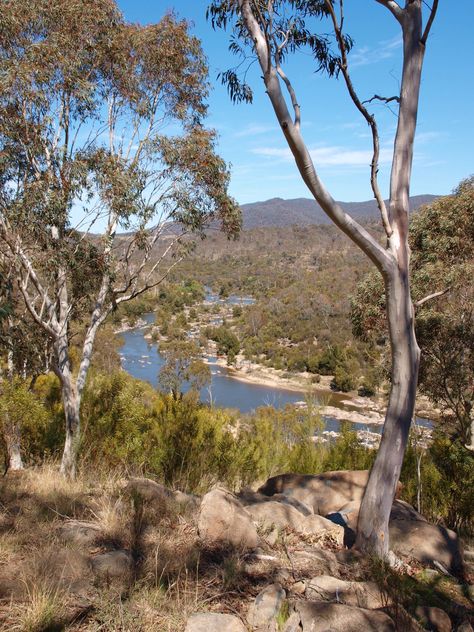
351,179,474,442
401,430,474,536
0,379,54,466
207,324,240,364
158,339,211,399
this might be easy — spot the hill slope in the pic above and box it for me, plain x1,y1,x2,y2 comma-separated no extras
240,194,439,229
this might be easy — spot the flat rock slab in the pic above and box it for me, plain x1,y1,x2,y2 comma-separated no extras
306,575,388,609
246,500,343,543
198,487,258,550
247,583,286,629
185,613,247,632
294,601,396,632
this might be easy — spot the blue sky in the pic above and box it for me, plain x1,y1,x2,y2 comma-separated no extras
117,1,474,205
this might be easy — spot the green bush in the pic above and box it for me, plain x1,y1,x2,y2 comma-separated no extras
0,378,56,466
330,366,356,392
401,430,474,536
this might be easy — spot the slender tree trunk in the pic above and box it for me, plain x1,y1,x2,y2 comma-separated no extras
356,267,420,556
4,334,24,470
5,423,24,471
60,387,81,479
53,331,82,479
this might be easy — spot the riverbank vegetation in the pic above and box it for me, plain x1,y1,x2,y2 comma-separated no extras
1,368,472,539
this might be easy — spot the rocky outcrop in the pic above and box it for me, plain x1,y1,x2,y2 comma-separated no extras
415,606,452,632
258,470,371,515
198,487,258,550
246,500,344,542
185,613,246,632
389,500,464,573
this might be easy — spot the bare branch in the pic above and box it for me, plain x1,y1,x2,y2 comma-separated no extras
276,65,301,129
324,0,393,239
414,288,449,308
421,0,439,45
363,94,400,105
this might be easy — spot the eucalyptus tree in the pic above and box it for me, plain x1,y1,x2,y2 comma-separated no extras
208,0,439,557
0,0,239,478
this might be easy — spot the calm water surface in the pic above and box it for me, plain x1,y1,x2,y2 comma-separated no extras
118,313,378,433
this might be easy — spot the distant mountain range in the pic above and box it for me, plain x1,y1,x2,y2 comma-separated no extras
240,194,440,229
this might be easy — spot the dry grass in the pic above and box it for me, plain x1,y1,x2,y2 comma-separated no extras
1,465,472,631
9,580,67,632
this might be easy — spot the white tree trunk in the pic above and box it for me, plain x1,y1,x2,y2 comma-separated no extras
356,267,420,555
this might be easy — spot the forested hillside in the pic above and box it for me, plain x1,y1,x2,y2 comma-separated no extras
240,194,439,229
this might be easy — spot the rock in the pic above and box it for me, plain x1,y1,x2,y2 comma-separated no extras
90,549,133,580
247,583,286,630
125,477,199,510
291,548,340,576
246,499,344,542
291,581,306,595
457,621,474,632
198,488,258,550
328,497,464,574
239,489,313,515
415,606,452,632
258,470,371,516
390,500,464,573
306,575,389,609
283,611,302,632
59,520,102,546
294,601,396,631
185,613,246,632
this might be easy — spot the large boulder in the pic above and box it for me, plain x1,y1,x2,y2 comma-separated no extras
329,498,464,574
305,575,389,609
185,613,246,632
294,601,396,631
198,488,258,550
389,500,464,573
125,477,199,510
245,500,344,542
258,470,370,515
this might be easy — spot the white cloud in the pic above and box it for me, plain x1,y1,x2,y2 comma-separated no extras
350,35,402,68
234,123,277,138
251,144,393,167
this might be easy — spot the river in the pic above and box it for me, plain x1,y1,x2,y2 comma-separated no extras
118,313,385,433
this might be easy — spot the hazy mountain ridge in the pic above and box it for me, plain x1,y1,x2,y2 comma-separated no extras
240,194,440,229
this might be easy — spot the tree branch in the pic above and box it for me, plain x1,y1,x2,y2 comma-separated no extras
375,0,404,22
363,94,400,105
325,0,393,239
421,0,439,45
414,288,449,308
